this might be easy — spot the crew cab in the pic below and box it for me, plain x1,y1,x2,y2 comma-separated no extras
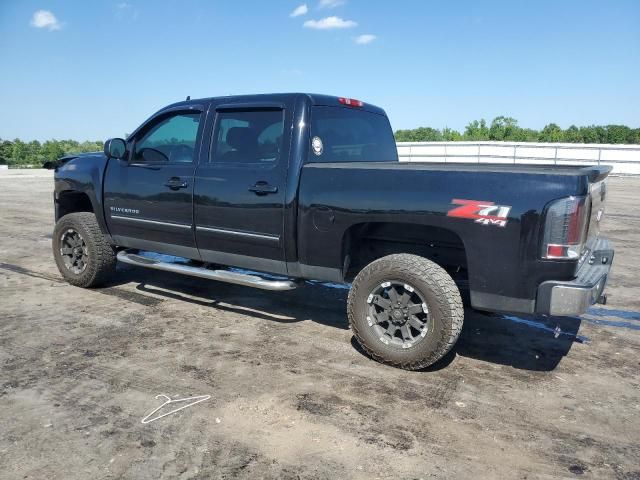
50,93,614,369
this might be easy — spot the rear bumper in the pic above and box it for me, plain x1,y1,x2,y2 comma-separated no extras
536,238,614,316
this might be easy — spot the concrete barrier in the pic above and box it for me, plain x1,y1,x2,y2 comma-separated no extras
397,141,640,175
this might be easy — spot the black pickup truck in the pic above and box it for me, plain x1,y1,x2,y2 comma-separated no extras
51,93,614,369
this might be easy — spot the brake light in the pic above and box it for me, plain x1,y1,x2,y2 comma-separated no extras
338,97,364,107
566,198,586,243
541,196,590,260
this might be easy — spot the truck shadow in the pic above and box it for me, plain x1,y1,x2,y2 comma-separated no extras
116,266,349,329
114,266,584,372
448,310,585,372
351,310,584,372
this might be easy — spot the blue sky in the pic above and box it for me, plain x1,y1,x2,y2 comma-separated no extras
0,0,638,140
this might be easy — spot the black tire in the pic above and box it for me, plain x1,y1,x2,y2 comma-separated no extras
348,254,463,370
52,212,116,288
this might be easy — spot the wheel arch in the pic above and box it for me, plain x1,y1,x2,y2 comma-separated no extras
341,221,468,284
55,190,95,221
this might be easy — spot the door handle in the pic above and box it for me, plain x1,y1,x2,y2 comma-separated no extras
164,177,188,190
249,182,278,195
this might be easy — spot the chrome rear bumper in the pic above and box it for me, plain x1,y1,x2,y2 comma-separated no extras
536,238,614,316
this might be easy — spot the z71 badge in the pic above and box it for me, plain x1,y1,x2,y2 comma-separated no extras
447,199,511,227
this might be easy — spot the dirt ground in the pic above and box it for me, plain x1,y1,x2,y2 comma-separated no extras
1,170,639,480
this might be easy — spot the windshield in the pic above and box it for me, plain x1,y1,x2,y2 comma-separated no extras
308,106,398,163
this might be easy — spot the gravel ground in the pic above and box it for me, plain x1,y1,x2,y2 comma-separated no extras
1,170,639,479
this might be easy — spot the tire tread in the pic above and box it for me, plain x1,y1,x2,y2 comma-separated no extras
348,254,463,370
53,212,116,288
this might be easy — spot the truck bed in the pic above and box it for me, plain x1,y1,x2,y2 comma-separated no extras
306,162,612,182
298,160,611,312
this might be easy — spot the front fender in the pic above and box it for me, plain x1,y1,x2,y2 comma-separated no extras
54,153,112,242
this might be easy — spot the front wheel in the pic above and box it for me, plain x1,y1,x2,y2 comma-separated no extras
52,212,116,287
348,254,464,370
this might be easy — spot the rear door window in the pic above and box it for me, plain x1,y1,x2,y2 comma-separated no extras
211,110,284,166
308,107,398,163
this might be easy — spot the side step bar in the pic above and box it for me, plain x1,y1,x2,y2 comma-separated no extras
116,251,300,291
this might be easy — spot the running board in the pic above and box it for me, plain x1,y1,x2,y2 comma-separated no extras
116,251,300,291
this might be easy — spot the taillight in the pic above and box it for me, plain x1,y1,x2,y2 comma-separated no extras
541,196,590,260
338,97,364,107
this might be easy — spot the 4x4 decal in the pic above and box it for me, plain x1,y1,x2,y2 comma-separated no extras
447,199,511,227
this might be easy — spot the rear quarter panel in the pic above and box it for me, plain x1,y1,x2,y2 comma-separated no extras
298,162,589,312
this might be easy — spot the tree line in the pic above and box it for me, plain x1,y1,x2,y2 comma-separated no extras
0,139,104,167
394,117,640,144
2,117,639,167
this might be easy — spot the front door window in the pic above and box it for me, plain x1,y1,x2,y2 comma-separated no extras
133,112,201,164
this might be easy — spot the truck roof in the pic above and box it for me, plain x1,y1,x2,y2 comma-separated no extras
163,93,387,116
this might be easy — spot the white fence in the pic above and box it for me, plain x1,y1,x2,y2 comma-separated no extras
396,141,640,175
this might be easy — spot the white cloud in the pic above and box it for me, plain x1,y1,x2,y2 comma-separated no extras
30,10,62,31
303,16,357,29
319,0,345,8
355,34,377,45
115,2,139,21
290,4,308,17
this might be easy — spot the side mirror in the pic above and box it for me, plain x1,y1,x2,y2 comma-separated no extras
104,138,127,160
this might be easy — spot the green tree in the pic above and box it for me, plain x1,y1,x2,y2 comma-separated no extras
605,125,631,144
489,116,519,141
395,127,443,142
563,125,582,143
396,120,640,145
0,140,13,165
539,123,564,142
464,119,489,140
42,140,65,162
26,140,43,165
578,126,597,143
11,139,27,165
442,127,462,141
594,126,608,143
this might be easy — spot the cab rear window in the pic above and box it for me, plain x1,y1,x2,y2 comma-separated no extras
308,107,398,163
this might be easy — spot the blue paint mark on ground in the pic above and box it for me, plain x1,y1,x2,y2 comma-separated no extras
581,317,640,331
582,307,640,331
586,307,640,322
501,315,591,343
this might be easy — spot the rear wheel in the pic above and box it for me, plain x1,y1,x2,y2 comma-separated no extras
348,254,463,370
52,212,116,287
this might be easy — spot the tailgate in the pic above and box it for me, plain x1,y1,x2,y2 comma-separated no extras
585,176,609,248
